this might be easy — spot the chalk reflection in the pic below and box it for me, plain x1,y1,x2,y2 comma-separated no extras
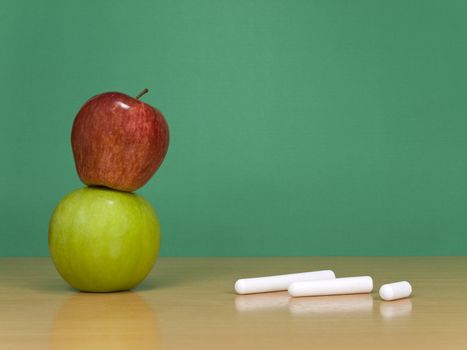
288,294,374,315
235,292,290,312
379,298,412,320
49,292,159,350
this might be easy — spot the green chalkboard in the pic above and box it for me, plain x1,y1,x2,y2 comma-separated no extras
1,0,466,256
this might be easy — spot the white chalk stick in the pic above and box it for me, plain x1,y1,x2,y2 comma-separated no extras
288,276,373,297
234,270,336,294
379,281,412,301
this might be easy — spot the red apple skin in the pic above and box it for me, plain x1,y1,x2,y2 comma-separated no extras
71,92,169,192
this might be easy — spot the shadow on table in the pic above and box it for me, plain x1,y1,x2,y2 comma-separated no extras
1,259,75,293
8,257,228,293
26,279,76,293
137,258,230,292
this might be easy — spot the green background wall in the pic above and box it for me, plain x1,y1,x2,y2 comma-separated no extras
1,0,466,256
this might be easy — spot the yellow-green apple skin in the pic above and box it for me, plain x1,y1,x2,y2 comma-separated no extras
48,187,160,292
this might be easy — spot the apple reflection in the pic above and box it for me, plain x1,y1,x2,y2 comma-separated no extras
50,292,159,350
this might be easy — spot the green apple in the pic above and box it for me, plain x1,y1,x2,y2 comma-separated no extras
49,186,161,292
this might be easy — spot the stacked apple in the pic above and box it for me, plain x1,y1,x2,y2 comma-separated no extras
48,89,169,292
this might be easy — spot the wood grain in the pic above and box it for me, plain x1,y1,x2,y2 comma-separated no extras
0,257,466,349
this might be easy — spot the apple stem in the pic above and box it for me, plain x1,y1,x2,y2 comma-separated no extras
136,88,149,99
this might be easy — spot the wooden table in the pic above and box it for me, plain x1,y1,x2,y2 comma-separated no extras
1,257,466,349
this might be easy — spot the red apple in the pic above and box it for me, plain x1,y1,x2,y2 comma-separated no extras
71,89,169,192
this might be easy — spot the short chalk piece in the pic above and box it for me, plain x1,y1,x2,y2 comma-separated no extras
234,270,335,295
288,276,373,297
379,281,412,301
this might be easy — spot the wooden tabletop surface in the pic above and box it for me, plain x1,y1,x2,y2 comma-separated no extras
1,257,466,349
